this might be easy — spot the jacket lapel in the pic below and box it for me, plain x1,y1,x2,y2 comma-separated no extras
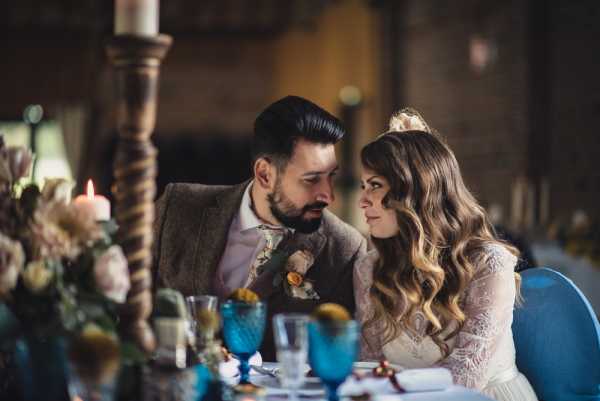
192,181,248,295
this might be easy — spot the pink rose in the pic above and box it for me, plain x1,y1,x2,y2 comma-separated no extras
7,147,33,181
94,245,130,303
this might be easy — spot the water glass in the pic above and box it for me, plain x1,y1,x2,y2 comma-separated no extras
307,320,359,401
186,295,218,343
220,301,267,384
273,314,309,401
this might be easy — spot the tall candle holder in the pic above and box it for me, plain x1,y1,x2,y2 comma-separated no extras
106,34,172,353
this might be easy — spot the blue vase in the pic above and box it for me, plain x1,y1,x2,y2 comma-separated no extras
14,336,69,401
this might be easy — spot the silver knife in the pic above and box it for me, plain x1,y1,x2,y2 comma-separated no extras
250,364,278,378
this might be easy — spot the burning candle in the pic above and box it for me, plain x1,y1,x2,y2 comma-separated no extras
114,0,159,36
73,180,111,221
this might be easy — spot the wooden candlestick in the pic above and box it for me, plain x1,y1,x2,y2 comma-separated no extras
106,34,172,353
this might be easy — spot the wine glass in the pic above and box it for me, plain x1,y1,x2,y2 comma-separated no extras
273,314,309,401
307,320,359,401
220,301,267,384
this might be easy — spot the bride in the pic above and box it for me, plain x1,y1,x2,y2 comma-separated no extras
353,109,538,401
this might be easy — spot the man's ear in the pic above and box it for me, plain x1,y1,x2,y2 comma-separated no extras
254,157,276,190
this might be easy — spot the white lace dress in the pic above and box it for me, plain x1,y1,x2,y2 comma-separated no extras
354,245,538,401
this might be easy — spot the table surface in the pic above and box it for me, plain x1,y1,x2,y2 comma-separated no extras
249,363,494,401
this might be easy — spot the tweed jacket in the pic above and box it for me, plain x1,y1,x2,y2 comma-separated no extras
152,181,367,360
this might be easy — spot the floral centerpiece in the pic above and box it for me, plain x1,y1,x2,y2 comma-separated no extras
0,136,135,399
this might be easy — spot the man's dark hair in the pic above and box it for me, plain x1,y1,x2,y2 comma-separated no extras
252,96,345,169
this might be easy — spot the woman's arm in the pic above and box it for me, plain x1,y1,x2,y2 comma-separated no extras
437,246,517,389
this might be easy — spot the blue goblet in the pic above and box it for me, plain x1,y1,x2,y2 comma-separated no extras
220,301,267,384
308,320,359,401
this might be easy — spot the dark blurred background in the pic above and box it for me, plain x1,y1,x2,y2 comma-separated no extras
1,0,599,311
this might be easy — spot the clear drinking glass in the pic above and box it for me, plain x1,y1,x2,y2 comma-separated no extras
185,295,218,347
273,314,309,401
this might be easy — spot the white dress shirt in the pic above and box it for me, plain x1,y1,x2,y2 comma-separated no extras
213,182,290,298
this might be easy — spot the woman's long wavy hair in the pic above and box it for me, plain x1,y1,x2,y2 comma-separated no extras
360,130,520,356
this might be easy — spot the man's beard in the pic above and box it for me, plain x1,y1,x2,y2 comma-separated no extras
268,182,327,234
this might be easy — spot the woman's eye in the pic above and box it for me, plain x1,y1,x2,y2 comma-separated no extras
371,182,382,189
305,178,319,184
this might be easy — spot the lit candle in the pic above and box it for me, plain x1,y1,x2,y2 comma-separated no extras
114,0,159,36
73,180,111,221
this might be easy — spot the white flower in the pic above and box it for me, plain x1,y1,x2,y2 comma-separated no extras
42,178,74,204
285,250,314,276
0,232,24,297
22,260,53,293
289,281,319,300
94,245,130,303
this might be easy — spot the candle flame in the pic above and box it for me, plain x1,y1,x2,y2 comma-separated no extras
86,179,95,199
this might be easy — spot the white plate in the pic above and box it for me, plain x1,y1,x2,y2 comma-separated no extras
353,361,403,371
252,375,325,396
272,363,311,376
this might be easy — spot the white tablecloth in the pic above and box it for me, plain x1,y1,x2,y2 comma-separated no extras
254,363,494,401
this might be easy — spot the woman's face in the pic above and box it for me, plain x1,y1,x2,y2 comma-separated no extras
359,168,399,238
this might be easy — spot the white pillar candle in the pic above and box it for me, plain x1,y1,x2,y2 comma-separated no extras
73,180,111,221
114,0,159,36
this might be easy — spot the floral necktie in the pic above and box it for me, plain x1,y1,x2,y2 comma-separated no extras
245,225,286,287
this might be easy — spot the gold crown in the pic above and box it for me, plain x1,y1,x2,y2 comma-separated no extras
377,107,431,139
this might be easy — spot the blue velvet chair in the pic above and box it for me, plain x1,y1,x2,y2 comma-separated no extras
513,267,600,401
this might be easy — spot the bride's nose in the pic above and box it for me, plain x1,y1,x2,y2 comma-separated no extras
358,190,371,209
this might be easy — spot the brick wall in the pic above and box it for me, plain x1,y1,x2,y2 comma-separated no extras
387,0,600,225
390,0,530,222
547,1,600,220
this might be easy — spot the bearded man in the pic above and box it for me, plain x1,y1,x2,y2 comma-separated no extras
152,96,366,360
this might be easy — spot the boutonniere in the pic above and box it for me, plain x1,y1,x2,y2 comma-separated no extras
257,249,319,300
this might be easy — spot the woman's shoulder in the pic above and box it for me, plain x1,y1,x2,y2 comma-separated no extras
472,242,518,277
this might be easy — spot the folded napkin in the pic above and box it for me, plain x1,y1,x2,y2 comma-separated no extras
219,352,263,378
396,368,453,392
341,367,453,396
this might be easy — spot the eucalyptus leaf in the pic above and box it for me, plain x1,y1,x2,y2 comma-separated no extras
100,219,119,237
272,272,283,287
120,341,147,365
283,281,292,296
256,250,288,276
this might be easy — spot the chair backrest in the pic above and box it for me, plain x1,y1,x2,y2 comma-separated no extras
513,267,600,401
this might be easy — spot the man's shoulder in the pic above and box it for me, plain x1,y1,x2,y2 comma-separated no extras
161,182,241,207
321,210,365,252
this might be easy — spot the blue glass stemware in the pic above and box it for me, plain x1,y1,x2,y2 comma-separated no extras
220,301,267,384
308,320,359,401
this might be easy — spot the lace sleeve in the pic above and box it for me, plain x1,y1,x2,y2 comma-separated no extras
437,245,517,389
353,251,384,361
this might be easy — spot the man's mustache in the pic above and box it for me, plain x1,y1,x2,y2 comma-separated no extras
302,201,328,213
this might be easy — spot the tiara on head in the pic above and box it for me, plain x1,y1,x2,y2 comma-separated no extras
377,107,431,139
